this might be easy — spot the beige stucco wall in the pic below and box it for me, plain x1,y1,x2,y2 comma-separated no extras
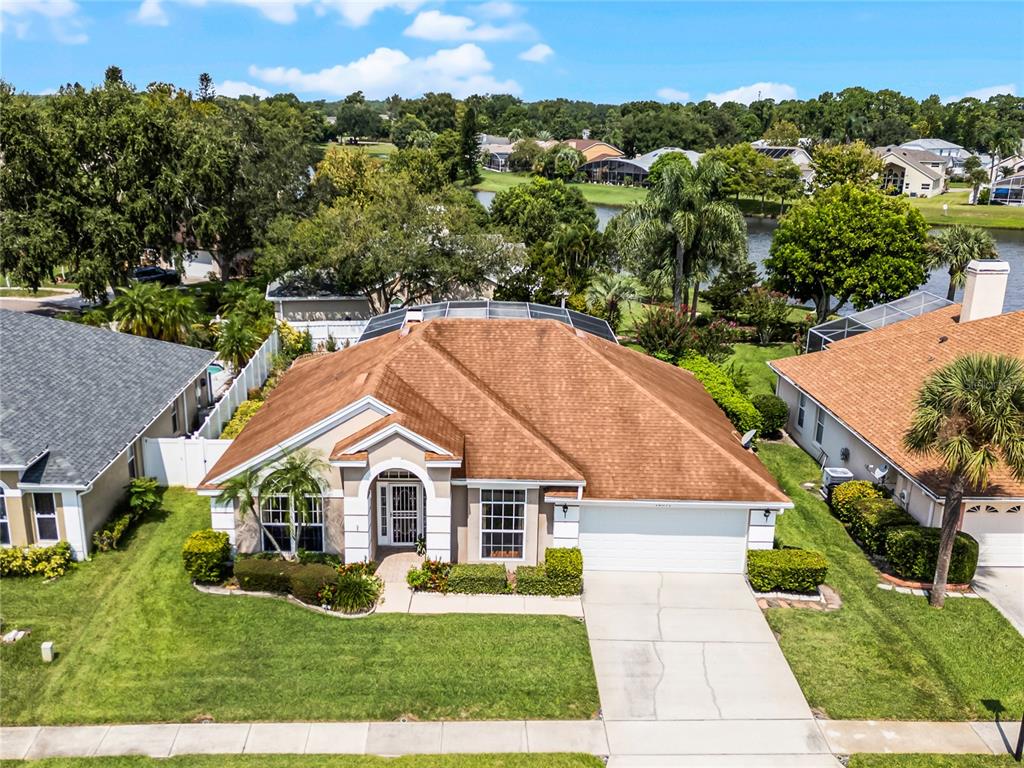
81,452,130,540
279,298,372,322
1,470,31,548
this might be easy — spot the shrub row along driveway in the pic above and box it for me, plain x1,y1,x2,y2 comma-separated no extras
0,489,599,725
760,444,1024,721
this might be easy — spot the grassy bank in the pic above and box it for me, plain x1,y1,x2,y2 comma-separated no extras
759,443,1024,720
0,488,599,725
472,170,646,207
908,189,1024,229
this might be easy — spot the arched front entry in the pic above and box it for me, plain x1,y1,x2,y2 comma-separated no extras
373,469,425,549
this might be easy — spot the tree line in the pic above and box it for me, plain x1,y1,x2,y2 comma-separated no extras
324,87,1023,157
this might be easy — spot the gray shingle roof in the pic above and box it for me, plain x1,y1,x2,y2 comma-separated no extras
0,310,214,487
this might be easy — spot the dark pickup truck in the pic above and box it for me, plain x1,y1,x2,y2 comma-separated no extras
132,265,180,285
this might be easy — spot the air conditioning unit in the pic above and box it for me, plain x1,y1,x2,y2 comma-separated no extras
820,466,854,501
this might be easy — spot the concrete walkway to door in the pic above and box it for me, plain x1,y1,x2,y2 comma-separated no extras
584,571,833,762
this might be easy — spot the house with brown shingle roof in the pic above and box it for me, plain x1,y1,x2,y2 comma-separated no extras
200,311,790,573
770,261,1024,567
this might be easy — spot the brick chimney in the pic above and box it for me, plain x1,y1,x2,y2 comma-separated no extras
960,260,1009,323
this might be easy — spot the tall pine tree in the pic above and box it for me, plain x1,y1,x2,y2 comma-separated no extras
458,106,481,185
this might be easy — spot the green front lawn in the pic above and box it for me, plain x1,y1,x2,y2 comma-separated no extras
848,756,1018,768
0,489,599,725
473,170,646,207
759,443,1024,720
0,756,602,768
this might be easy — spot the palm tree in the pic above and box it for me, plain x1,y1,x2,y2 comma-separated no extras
618,157,746,315
111,283,164,339
216,313,260,372
160,289,199,344
903,354,1024,607
218,468,285,557
552,222,604,295
586,272,639,333
926,225,998,301
259,450,328,555
980,124,1020,204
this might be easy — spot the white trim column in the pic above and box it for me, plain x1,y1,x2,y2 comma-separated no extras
552,502,580,548
344,493,371,563
210,498,237,548
425,494,451,562
60,491,88,561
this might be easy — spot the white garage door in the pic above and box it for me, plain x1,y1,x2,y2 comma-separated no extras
963,513,1024,567
579,505,748,573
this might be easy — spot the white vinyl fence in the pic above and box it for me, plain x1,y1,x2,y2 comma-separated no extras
194,329,281,439
288,319,367,347
143,437,232,487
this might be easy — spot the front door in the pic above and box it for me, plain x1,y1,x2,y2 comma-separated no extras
380,483,421,546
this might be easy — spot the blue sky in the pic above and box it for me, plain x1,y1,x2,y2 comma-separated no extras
1,1,1021,104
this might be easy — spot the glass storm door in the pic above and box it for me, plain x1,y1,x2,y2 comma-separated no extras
388,484,421,545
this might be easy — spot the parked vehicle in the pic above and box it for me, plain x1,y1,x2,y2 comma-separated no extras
132,265,180,285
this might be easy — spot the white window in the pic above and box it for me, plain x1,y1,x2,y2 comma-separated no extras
127,441,139,479
34,493,59,542
260,494,324,552
797,393,807,430
814,406,826,445
481,488,526,559
921,183,931,190
171,396,180,434
0,490,9,546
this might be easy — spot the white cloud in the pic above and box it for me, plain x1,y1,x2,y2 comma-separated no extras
136,0,169,25
518,43,552,63
943,83,1017,103
476,1,521,19
403,9,532,41
656,87,690,102
134,0,422,27
1,0,87,43
704,81,797,105
249,43,521,98
217,79,272,98
319,0,424,27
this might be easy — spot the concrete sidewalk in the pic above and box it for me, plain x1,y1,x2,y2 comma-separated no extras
3,719,1016,762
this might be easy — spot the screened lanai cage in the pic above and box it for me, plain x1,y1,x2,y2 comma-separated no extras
805,292,954,352
356,300,618,344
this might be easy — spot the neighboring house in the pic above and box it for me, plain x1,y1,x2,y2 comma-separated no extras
770,261,1024,567
563,138,625,163
480,138,559,172
899,138,973,175
266,272,373,323
874,145,948,197
200,311,790,573
580,147,701,186
754,146,815,187
0,310,215,559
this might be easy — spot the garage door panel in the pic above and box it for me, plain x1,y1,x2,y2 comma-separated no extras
580,506,747,574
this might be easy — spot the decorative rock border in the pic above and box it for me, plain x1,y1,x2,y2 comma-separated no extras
877,571,972,592
192,582,377,618
876,581,980,598
755,584,842,612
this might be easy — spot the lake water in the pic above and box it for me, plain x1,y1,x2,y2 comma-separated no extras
474,191,1024,312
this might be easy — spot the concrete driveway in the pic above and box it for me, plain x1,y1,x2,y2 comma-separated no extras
973,567,1024,635
584,571,836,765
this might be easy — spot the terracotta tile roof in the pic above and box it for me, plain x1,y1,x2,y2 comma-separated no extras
204,319,787,504
772,305,1024,498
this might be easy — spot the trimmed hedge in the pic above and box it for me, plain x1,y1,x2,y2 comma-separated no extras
181,529,230,583
830,480,882,524
884,526,980,585
514,565,550,595
234,557,296,593
220,399,265,439
514,548,584,596
0,541,75,579
289,563,339,604
849,498,918,555
447,563,509,594
747,548,828,593
678,353,762,434
752,394,788,437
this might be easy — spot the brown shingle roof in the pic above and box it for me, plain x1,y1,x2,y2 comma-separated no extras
772,305,1024,498
203,319,787,503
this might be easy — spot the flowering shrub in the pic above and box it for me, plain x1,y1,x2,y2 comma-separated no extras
406,558,452,592
0,542,75,579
